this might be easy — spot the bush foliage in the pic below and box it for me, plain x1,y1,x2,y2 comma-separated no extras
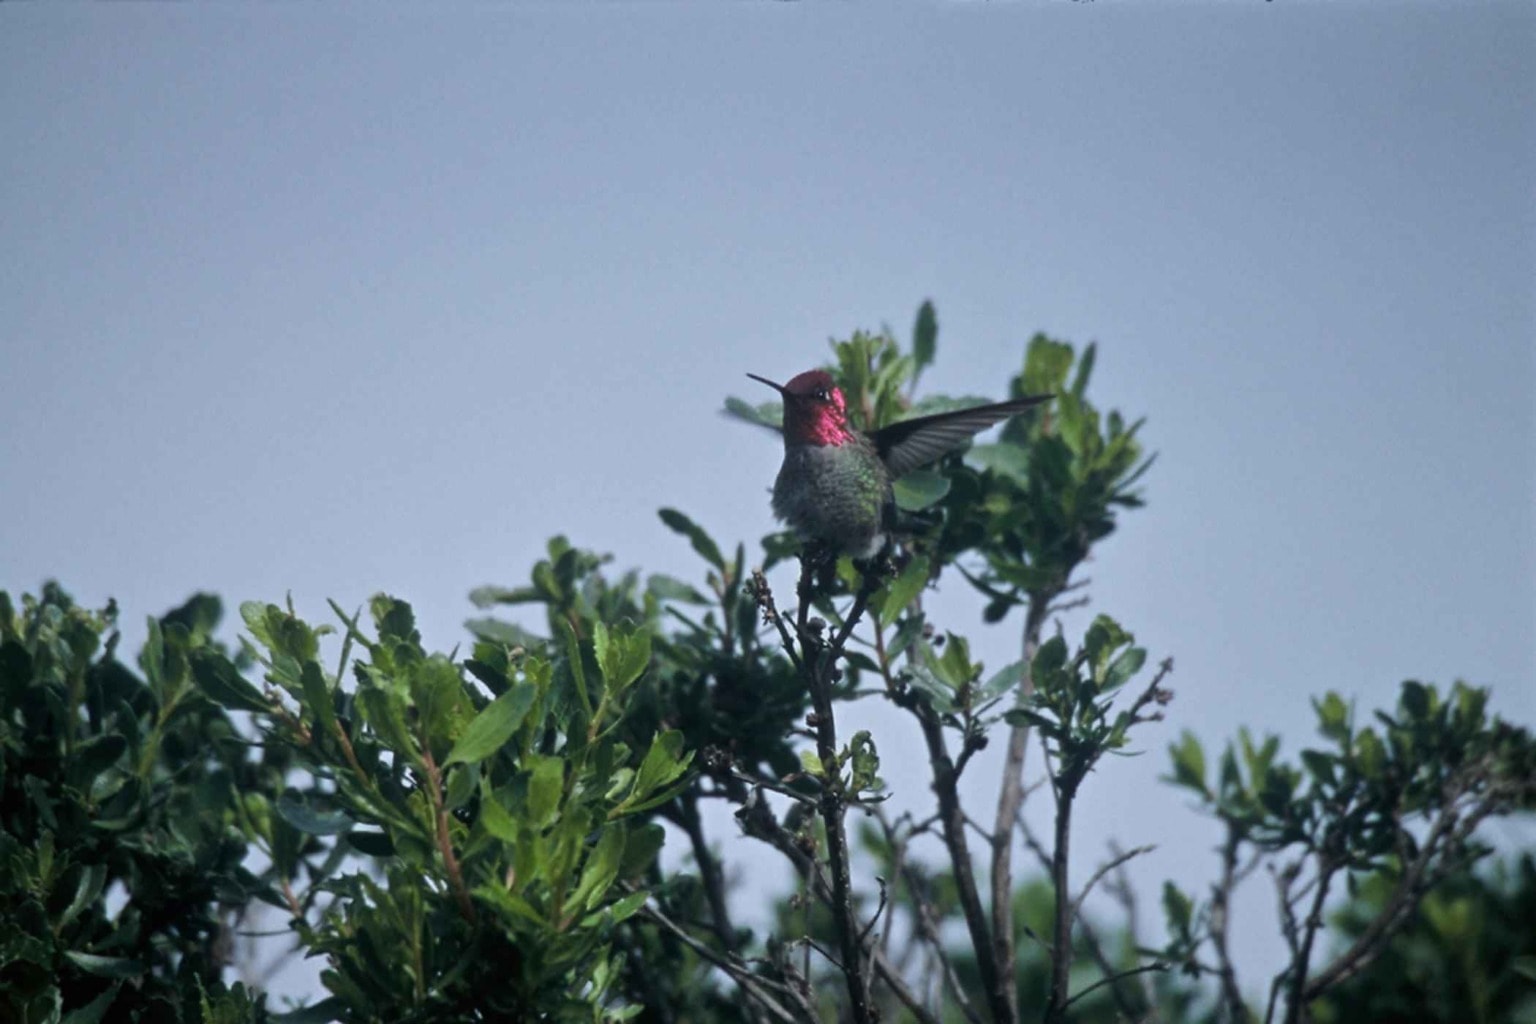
3,305,1532,1024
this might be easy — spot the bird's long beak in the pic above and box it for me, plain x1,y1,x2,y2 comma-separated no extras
746,373,786,394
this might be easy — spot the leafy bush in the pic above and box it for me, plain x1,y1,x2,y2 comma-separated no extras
4,304,1531,1024
0,586,277,1023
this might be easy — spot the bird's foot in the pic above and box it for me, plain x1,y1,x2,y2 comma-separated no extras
852,541,899,591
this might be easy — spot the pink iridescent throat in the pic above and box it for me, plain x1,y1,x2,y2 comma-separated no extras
787,390,858,446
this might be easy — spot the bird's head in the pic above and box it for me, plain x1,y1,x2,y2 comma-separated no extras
747,370,857,446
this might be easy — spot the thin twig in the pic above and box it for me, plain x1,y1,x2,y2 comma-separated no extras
724,766,820,807
909,693,1010,1023
1302,771,1509,1001
990,594,1052,1024
749,570,802,673
1046,594,1093,616
1210,822,1252,1023
677,794,737,951
1267,862,1300,1024
1072,844,1155,924
1077,915,1152,1023
798,555,875,1024
641,904,804,1024
1063,962,1170,1013
859,876,889,946
1044,759,1081,1023
902,863,985,1024
1108,838,1165,1019
1283,859,1335,1024
420,748,475,924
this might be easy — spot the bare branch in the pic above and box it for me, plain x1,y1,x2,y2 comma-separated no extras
906,691,1011,1023
675,794,738,952
1210,822,1253,1023
1107,839,1166,1018
747,569,802,673
1283,860,1336,1024
1078,914,1155,1023
1044,757,1081,1022
721,765,941,1024
640,903,805,1024
989,594,1052,1024
1302,768,1510,1001
902,863,985,1024
1072,843,1155,924
1046,594,1093,616
1063,962,1170,1013
795,555,876,1024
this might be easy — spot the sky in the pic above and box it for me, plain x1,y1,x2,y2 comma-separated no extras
2,2,1532,1010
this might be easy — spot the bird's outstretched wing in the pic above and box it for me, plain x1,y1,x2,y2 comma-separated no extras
875,395,1052,479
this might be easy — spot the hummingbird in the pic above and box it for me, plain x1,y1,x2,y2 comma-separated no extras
747,370,1052,558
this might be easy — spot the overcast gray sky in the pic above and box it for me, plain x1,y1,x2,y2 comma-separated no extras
3,2,1532,1008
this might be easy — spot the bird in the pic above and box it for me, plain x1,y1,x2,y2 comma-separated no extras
747,370,1052,558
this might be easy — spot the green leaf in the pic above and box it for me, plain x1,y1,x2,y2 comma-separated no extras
465,617,544,648
1004,707,1059,734
1300,749,1336,787
269,1001,348,1024
62,985,119,1024
630,730,691,805
478,785,520,843
800,749,825,776
979,660,1027,701
276,792,354,835
646,574,709,605
142,616,165,688
1162,882,1193,937
905,663,955,708
446,683,537,766
879,555,930,628
912,300,937,370
967,442,1032,482
883,616,925,665
893,471,951,512
849,731,881,794
658,508,725,571
300,660,336,740
1102,646,1146,693
620,823,665,879
1085,615,1130,666
357,686,418,762
474,884,546,928
1168,731,1208,796
593,622,651,697
1070,342,1097,398
571,825,626,912
64,951,144,979
607,890,649,924
990,560,1063,593
527,755,565,827
190,650,270,713
344,831,395,857
468,585,543,608
1355,728,1385,780
58,864,107,930
71,734,127,783
1034,635,1068,674
1314,692,1350,741
371,595,418,647
445,763,476,811
1024,334,1075,395
934,633,974,690
723,395,782,431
